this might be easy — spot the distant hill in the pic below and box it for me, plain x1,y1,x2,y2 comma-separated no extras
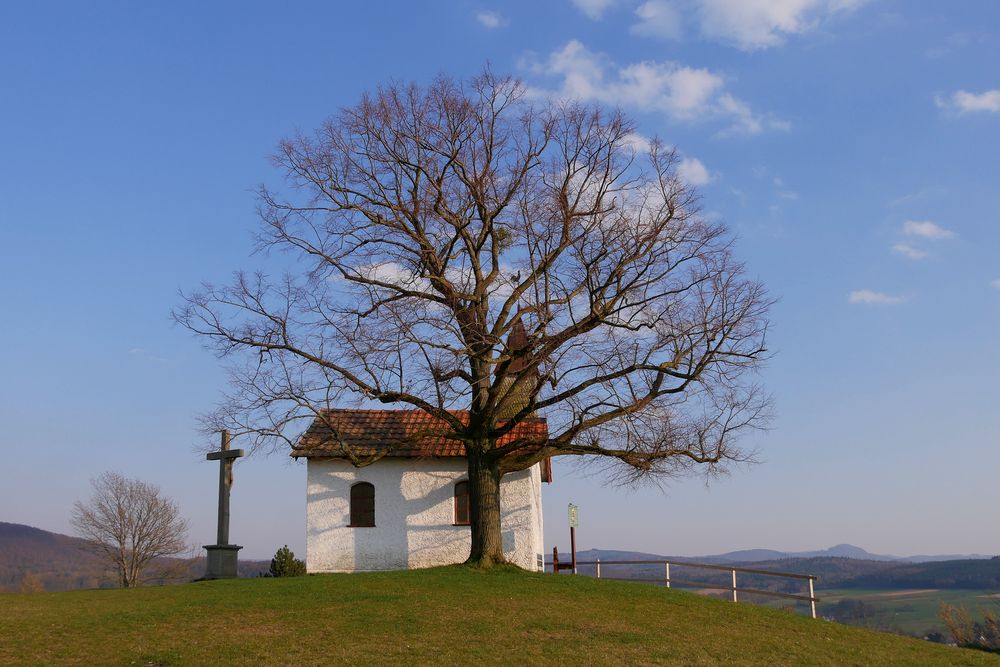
571,544,994,566
570,548,1000,592
571,548,667,562
710,543,897,562
0,522,113,591
707,543,994,564
0,522,269,592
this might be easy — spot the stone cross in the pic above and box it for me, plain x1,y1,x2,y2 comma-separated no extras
203,430,245,579
207,430,244,545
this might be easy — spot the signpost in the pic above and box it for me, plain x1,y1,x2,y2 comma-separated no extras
568,503,578,574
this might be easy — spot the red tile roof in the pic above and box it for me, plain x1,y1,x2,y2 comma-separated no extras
291,409,548,459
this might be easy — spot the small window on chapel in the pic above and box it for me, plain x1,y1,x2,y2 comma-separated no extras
454,480,470,525
350,482,375,527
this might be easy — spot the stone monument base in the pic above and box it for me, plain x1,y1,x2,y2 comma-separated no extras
204,544,242,579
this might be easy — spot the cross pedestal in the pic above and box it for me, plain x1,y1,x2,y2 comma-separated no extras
203,430,245,579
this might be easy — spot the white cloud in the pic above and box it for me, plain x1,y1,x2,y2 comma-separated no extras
570,0,619,20
631,1,683,40
677,157,711,185
526,40,786,134
602,0,865,49
476,10,508,28
992,279,1000,290
902,220,954,240
360,261,427,289
355,261,520,302
717,93,791,135
621,133,709,187
848,290,906,305
532,41,720,117
622,132,654,154
696,0,866,50
890,243,928,260
935,89,1000,114
889,221,951,260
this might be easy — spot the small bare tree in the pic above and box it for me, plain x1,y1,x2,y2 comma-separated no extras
941,602,1000,649
176,70,771,567
18,571,45,593
71,472,189,588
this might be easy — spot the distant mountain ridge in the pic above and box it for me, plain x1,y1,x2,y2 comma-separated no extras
707,543,993,564
0,522,269,592
572,543,993,565
567,548,1000,591
8,520,996,594
0,521,111,591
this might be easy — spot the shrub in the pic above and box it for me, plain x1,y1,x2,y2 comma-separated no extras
269,545,306,577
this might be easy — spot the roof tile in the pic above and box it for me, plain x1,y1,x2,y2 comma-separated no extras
291,409,548,459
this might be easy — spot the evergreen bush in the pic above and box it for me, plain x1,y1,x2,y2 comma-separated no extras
269,545,306,577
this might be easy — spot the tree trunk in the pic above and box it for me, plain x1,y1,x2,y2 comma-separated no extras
465,449,506,568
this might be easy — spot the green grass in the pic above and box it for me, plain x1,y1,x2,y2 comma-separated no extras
2,567,998,666
822,588,1000,636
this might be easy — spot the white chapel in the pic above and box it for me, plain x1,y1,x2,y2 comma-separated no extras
291,323,550,572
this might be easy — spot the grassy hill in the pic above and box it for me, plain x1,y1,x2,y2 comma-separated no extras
2,567,997,665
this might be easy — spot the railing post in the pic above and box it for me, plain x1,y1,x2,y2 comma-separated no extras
564,558,816,618
553,547,559,574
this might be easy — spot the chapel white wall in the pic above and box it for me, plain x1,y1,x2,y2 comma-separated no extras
305,458,544,572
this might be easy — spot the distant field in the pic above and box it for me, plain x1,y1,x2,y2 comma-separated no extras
2,567,999,665
821,588,1000,636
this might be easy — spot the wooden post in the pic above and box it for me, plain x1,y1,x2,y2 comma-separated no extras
596,558,601,579
665,562,671,588
552,546,559,574
570,526,577,575
809,578,816,619
732,569,738,602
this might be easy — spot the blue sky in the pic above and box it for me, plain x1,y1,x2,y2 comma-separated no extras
2,1,998,560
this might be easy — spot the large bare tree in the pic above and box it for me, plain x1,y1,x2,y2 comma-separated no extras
71,472,189,587
176,71,770,567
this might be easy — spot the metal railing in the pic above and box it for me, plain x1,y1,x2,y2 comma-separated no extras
554,553,819,619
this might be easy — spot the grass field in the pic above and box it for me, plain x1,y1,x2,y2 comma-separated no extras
821,588,1000,636
2,567,998,666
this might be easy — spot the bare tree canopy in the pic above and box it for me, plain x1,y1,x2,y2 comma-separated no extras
175,70,770,566
71,472,189,588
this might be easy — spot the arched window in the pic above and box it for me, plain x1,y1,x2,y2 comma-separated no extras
350,482,375,527
454,480,470,525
